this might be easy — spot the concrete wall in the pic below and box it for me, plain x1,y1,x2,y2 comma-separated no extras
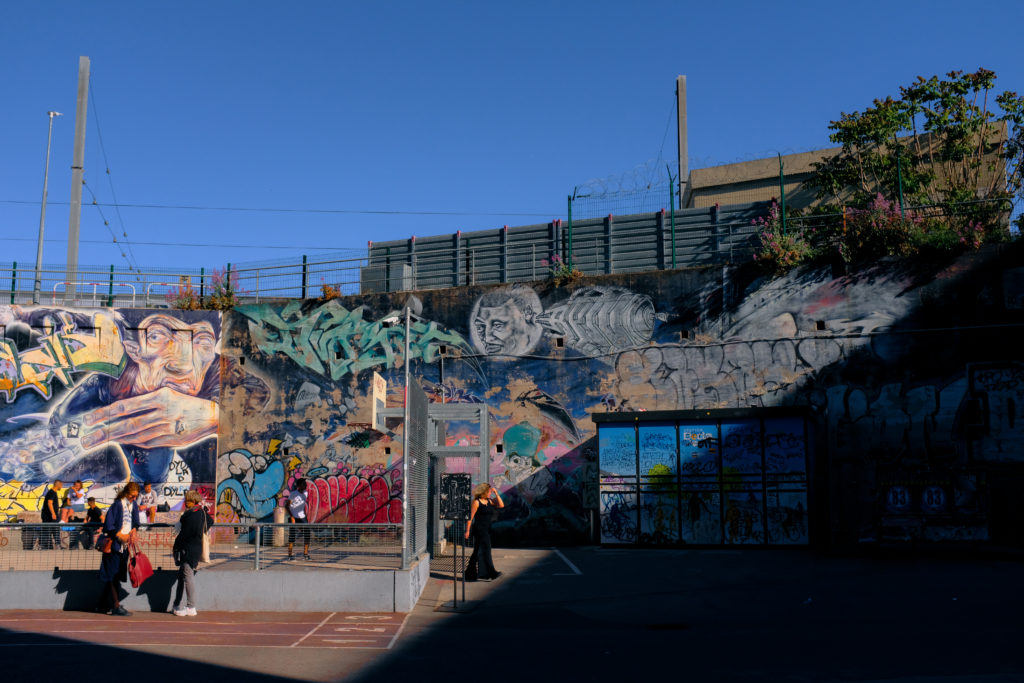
3,242,1023,549
0,554,430,612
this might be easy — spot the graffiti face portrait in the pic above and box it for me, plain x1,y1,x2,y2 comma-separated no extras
126,315,217,396
470,286,543,356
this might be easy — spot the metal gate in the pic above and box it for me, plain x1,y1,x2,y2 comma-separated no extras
425,403,490,556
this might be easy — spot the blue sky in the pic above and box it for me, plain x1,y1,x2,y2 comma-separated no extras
2,1,1022,273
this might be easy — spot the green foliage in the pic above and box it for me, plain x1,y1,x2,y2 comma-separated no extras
203,268,242,310
163,268,243,310
807,69,1023,216
752,195,1013,276
540,254,582,287
753,201,814,274
164,284,202,310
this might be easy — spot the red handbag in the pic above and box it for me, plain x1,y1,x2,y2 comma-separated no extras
128,541,154,587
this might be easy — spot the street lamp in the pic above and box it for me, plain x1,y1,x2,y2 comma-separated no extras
33,111,62,304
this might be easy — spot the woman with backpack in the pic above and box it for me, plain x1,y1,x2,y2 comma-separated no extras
171,490,214,617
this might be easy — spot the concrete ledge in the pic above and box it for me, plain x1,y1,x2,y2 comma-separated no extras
0,554,430,613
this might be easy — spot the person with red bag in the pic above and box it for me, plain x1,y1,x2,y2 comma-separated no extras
171,490,214,617
96,482,141,616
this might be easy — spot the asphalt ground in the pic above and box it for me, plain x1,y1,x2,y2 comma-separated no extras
1,547,1023,682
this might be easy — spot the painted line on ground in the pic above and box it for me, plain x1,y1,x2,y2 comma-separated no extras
290,611,337,648
552,547,582,575
385,613,409,650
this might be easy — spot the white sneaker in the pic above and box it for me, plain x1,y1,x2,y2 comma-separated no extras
186,607,197,616
173,606,188,617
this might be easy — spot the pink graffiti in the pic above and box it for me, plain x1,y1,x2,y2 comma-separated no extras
306,471,402,524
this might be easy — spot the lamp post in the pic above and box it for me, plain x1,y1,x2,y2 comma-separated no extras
33,111,62,304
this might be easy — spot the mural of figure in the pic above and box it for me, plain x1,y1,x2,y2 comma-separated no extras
51,313,221,484
0,311,229,490
537,286,656,357
469,286,543,356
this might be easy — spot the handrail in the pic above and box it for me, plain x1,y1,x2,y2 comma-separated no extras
52,281,136,307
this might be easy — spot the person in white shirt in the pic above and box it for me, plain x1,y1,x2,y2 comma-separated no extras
137,482,159,523
287,478,310,560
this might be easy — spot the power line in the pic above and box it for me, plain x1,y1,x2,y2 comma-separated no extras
88,79,142,271
0,198,555,218
0,235,356,251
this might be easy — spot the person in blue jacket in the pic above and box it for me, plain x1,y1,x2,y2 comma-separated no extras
97,482,140,616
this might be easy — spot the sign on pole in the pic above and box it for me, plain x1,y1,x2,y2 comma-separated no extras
439,473,472,521
372,371,387,431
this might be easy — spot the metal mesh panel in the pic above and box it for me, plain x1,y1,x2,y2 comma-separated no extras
0,523,402,571
404,377,429,567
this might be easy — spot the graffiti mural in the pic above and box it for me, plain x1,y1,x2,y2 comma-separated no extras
0,306,222,514
1,243,1019,547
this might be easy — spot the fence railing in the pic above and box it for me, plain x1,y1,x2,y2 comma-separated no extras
0,522,403,571
0,203,771,306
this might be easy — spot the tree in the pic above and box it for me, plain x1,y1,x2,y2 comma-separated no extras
807,69,1023,229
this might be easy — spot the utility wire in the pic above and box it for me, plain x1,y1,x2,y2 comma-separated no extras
88,79,142,272
0,198,555,218
0,235,358,251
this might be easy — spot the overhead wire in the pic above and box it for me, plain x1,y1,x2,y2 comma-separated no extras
0,198,555,218
86,78,142,275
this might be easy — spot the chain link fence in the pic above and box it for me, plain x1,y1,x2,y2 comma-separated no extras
0,522,403,571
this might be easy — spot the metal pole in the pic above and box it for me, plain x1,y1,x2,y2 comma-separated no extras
896,151,905,220
65,56,90,304
34,111,61,305
667,167,677,269
778,153,787,237
107,265,114,306
567,194,573,264
10,262,16,304
401,305,411,569
301,254,308,299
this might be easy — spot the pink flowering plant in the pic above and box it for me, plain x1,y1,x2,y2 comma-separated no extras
163,268,244,310
540,253,582,286
753,201,813,275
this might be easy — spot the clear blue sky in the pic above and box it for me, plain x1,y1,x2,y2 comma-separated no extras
2,1,1022,273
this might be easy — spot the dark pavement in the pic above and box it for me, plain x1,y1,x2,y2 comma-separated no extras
2,546,1022,682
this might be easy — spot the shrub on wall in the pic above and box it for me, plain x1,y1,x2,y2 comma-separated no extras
164,283,202,310
163,268,243,310
540,254,583,287
754,195,1016,276
203,268,242,310
753,201,814,275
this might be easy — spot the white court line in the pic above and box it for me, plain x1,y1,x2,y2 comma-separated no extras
290,611,336,648
385,614,410,650
551,547,583,575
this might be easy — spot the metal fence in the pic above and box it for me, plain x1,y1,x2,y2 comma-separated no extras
0,522,403,571
0,203,770,306
366,203,768,292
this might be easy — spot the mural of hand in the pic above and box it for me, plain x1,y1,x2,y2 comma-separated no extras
80,387,217,449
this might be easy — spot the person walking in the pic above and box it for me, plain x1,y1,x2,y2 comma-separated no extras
97,482,140,616
40,479,63,549
287,478,311,560
171,490,214,617
464,483,504,581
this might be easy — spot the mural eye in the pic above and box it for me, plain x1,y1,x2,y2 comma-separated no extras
491,321,505,330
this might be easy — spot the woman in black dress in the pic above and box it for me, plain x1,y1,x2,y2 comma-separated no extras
464,483,504,581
